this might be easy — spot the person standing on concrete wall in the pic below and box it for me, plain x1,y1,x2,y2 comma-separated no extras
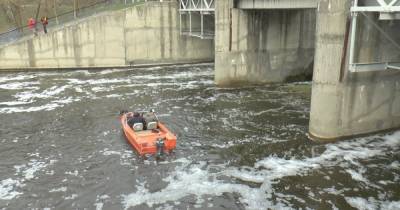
28,17,37,36
41,16,48,34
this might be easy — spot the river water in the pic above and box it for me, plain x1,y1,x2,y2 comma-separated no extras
0,64,399,210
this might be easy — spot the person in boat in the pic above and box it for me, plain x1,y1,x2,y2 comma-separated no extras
143,109,157,123
143,109,159,130
127,112,146,129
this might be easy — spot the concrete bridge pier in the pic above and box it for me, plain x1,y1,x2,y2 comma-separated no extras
214,0,316,86
309,0,400,141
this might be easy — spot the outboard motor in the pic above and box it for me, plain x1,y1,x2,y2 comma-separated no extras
156,138,165,159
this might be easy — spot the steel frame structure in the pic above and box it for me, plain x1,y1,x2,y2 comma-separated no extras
349,0,400,72
236,0,317,9
179,0,215,39
180,0,215,12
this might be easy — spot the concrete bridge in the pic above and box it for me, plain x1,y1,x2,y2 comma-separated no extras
211,0,400,141
1,0,400,141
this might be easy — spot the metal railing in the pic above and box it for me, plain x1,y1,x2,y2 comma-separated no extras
349,0,400,72
0,0,168,46
179,0,215,39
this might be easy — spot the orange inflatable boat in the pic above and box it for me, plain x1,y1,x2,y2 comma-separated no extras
120,110,177,157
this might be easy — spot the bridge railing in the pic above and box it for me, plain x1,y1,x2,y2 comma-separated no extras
180,0,215,11
179,0,215,39
0,0,167,47
349,0,400,72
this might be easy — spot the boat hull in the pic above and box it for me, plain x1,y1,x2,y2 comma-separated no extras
120,113,177,156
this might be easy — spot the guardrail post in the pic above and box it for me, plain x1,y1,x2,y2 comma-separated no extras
189,11,192,35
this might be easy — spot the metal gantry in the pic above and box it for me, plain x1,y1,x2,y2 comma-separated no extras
180,0,215,11
179,0,215,39
349,0,400,72
235,0,317,9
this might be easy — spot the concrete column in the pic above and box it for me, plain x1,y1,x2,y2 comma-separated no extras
215,0,234,86
309,0,350,140
309,0,400,141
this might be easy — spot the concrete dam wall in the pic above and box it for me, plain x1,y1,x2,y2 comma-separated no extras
0,2,214,70
215,0,316,86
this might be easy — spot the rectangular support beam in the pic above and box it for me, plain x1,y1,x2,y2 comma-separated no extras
351,0,400,12
351,6,400,12
350,62,400,72
236,0,317,9
179,9,215,12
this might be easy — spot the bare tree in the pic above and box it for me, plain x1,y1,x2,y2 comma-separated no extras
0,0,23,30
1,0,115,33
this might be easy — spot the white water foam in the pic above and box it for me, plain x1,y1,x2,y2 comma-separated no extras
94,202,104,210
100,149,134,166
122,131,400,209
65,170,79,176
0,75,36,83
122,161,270,210
251,107,285,116
97,68,133,75
20,160,48,180
0,84,74,113
65,194,78,200
345,169,369,184
0,156,57,200
345,197,400,210
49,187,67,193
1,159,50,200
101,149,121,156
0,103,60,114
0,94,79,114
42,85,70,96
0,81,40,90
67,78,130,85
0,179,23,200
127,69,213,81
94,194,110,210
0,100,34,106
0,65,215,115
229,132,399,184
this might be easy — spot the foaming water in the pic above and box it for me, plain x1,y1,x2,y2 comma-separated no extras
122,132,400,209
0,64,398,209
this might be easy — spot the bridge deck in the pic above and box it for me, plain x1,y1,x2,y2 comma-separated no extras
236,0,317,9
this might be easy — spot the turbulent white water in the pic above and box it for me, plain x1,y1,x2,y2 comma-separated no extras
0,64,399,209
122,131,400,210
